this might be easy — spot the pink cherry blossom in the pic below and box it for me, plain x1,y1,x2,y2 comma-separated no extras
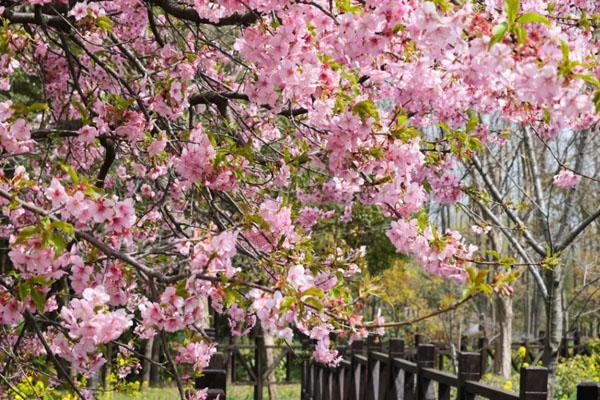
553,169,582,189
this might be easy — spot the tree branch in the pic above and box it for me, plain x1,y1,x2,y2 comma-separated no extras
150,0,260,26
363,293,476,329
24,310,86,400
95,137,116,189
556,205,600,252
470,196,549,299
523,127,552,247
189,90,308,117
472,155,546,257
2,9,70,30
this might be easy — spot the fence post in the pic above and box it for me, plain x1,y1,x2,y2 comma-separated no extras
389,339,404,358
367,336,382,352
195,352,226,400
285,347,293,383
352,340,366,356
435,342,451,400
577,382,600,400
254,334,264,400
414,334,421,348
323,367,332,400
574,331,581,356
229,342,236,385
437,345,451,400
457,352,480,400
478,337,489,374
314,363,323,400
460,335,469,352
366,349,380,400
301,339,313,400
416,344,436,400
387,339,405,400
331,365,342,400
560,337,568,358
350,340,367,400
519,366,548,400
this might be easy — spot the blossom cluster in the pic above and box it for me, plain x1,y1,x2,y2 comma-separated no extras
0,0,598,396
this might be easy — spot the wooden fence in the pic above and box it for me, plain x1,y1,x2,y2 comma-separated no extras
196,334,600,400
300,338,599,400
225,337,300,387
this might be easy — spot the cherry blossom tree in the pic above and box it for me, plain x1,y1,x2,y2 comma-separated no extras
0,0,599,398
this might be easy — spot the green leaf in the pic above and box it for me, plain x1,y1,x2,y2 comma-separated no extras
175,280,188,298
573,74,600,89
543,108,551,124
58,162,79,184
465,110,478,133
30,288,46,312
488,22,508,49
26,102,49,113
560,40,570,62
499,256,516,267
485,250,500,259
280,296,295,312
593,91,600,113
466,266,477,284
96,16,113,32
303,296,323,312
72,99,90,124
514,24,528,45
505,0,520,23
48,232,66,256
224,288,237,307
335,0,361,13
518,11,550,25
352,100,380,122
467,136,483,151
392,24,405,34
16,225,39,244
51,221,74,237
301,287,324,298
247,214,270,231
17,282,30,301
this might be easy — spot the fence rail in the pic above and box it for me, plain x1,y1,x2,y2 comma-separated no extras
194,333,599,399
300,339,596,400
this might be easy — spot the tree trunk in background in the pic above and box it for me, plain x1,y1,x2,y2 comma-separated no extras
227,335,238,387
149,336,161,387
101,343,112,390
89,370,102,391
494,293,513,378
532,282,541,339
142,337,154,386
524,270,530,337
542,266,564,372
261,327,278,400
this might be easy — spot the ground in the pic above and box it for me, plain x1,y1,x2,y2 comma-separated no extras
103,385,301,400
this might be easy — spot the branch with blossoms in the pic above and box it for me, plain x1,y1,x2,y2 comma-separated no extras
0,0,599,397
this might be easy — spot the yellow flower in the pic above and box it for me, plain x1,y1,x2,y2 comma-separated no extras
503,380,513,391
518,346,527,359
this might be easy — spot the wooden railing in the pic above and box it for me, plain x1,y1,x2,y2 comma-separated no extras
300,340,547,400
194,334,600,399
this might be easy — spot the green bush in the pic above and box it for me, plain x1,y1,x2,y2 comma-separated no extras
554,339,600,400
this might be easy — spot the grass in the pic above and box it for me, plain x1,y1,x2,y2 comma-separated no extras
102,384,300,400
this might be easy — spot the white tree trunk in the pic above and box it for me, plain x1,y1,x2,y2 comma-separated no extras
493,294,513,378
263,332,279,400
542,267,564,371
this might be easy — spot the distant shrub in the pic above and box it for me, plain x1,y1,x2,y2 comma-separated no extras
554,339,600,400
